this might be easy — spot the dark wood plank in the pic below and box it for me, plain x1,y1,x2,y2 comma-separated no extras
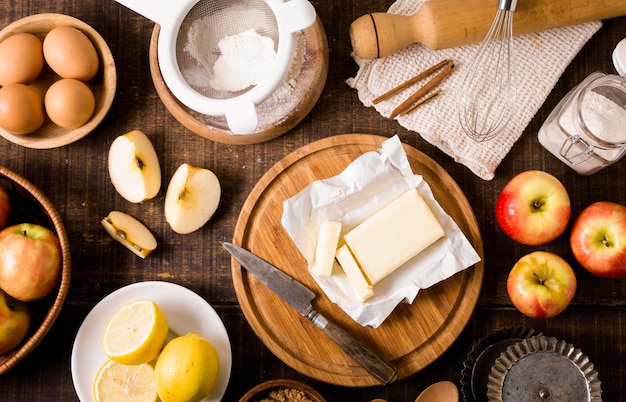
0,0,625,400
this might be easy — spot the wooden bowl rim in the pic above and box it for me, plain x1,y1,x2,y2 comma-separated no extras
0,13,117,149
0,165,71,374
238,379,326,402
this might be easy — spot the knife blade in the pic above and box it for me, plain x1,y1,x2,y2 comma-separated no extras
223,242,397,385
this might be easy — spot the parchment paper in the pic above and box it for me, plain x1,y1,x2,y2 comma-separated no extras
281,136,481,327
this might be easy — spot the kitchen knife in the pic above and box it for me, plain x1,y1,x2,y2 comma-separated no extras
223,242,397,385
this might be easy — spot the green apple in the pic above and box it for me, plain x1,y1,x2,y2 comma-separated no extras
0,223,61,302
102,211,157,258
165,163,220,234
108,130,161,203
0,289,30,354
496,170,570,245
506,251,577,318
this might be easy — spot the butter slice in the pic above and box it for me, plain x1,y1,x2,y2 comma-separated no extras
310,220,342,277
343,188,445,285
335,245,374,302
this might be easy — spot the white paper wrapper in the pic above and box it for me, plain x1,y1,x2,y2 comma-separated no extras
281,136,481,327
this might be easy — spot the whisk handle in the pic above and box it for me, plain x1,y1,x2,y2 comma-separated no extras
498,0,518,12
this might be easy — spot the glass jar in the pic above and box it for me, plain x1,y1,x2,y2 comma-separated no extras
538,38,626,175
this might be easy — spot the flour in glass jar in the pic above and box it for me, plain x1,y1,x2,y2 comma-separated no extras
540,85,626,175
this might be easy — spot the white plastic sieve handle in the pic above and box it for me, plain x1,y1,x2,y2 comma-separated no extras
275,0,317,33
114,0,196,26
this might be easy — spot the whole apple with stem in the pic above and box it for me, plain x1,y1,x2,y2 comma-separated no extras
0,182,10,230
0,288,30,354
507,251,577,318
0,223,61,302
570,201,626,278
496,170,570,246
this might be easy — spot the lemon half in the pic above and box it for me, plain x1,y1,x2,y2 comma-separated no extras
94,359,157,402
154,332,220,402
102,300,168,365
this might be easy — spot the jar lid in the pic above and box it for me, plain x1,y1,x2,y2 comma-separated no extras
613,38,626,76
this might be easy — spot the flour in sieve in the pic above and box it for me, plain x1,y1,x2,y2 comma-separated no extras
182,4,273,95
210,29,276,92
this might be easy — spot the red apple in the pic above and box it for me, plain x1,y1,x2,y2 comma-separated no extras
570,201,626,278
507,251,577,318
0,183,10,230
496,170,570,245
0,223,61,302
0,288,30,354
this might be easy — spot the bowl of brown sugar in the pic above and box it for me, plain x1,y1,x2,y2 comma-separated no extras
239,379,326,402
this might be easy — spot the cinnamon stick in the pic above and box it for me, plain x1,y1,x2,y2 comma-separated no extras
389,61,454,120
399,88,442,116
373,59,451,104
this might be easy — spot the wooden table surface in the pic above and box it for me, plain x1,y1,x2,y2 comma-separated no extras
1,1,625,401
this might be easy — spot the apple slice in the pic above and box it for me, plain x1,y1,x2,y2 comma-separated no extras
108,130,161,203
102,211,157,258
165,163,221,234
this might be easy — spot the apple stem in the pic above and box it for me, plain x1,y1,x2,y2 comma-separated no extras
602,238,611,248
135,156,144,170
533,271,545,285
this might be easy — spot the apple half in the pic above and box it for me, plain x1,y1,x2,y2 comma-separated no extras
165,163,221,235
102,211,157,258
108,130,161,203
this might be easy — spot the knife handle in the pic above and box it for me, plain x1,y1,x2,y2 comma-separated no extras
309,311,397,385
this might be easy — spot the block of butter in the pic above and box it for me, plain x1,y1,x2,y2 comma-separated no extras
343,188,445,285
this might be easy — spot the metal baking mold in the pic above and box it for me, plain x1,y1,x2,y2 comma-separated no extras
486,335,602,401
460,327,542,402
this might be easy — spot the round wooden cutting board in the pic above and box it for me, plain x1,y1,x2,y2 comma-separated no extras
231,134,484,387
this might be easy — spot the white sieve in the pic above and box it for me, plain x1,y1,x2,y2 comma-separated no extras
115,0,317,134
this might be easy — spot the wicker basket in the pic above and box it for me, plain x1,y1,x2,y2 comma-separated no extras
0,165,71,374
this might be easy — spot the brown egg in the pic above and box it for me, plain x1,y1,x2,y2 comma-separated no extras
0,83,45,135
44,78,95,128
43,26,99,81
0,33,45,86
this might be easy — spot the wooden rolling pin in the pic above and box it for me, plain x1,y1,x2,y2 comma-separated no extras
350,0,626,58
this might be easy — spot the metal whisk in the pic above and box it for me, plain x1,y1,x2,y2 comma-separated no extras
458,0,518,142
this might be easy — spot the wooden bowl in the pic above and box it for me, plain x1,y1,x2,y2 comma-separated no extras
0,165,71,374
149,17,328,145
0,13,116,149
239,379,326,402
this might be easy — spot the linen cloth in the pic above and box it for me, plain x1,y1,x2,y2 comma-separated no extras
346,0,601,180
